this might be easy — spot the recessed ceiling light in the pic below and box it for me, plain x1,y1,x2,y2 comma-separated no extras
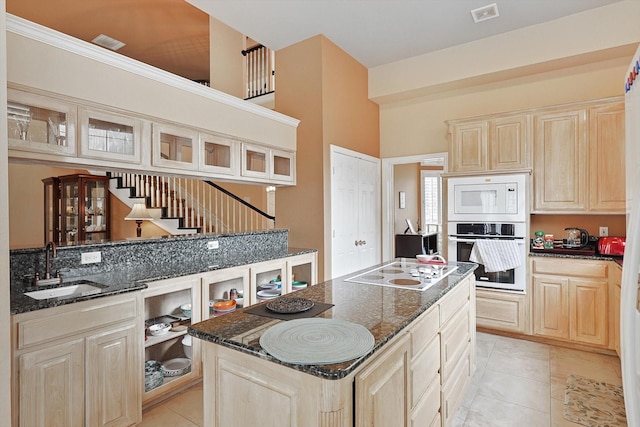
91,34,126,51
470,3,500,23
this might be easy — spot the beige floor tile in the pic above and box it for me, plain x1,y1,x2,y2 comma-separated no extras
452,405,470,427
493,335,550,362
550,397,584,427
164,387,204,426
477,369,551,413
550,355,622,386
462,381,480,409
138,405,199,427
485,349,550,383
463,394,551,427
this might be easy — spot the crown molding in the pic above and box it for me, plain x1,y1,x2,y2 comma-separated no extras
6,14,299,128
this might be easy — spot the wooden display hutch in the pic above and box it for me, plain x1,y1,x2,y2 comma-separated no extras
43,174,110,244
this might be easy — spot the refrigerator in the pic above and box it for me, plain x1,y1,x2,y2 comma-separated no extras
622,43,640,426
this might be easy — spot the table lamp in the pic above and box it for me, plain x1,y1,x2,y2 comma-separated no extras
125,203,153,237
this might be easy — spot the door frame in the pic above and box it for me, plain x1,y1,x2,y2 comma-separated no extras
381,152,448,261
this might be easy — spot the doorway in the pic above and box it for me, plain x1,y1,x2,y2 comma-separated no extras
381,153,448,261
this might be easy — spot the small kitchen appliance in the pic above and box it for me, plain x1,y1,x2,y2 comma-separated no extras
563,227,589,249
597,236,626,256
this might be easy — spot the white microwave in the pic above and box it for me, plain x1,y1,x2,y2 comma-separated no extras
447,174,527,222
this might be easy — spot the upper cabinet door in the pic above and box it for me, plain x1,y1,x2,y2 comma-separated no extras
241,143,270,179
7,88,77,157
489,115,530,171
270,149,295,183
450,122,487,173
199,133,239,176
533,109,587,212
588,102,625,212
78,107,142,164
152,122,199,171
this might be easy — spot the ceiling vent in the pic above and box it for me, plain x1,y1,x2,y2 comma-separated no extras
91,34,126,51
470,3,500,23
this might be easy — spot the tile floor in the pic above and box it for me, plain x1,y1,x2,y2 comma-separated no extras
137,332,624,427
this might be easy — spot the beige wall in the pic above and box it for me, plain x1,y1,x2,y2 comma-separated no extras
530,214,626,241
275,35,379,280
379,58,628,159
393,163,420,234
209,17,244,99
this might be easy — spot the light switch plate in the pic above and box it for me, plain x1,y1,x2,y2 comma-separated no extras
599,227,609,237
81,251,102,264
207,241,219,250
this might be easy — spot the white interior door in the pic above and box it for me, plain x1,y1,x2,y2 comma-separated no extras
330,147,381,279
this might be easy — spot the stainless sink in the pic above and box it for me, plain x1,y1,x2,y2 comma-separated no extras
24,281,105,300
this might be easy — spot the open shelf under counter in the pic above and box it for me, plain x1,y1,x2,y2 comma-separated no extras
145,328,189,348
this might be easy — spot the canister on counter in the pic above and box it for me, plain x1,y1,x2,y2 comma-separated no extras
544,234,555,249
533,231,544,249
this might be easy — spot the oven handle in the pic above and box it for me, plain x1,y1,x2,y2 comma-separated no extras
448,237,526,245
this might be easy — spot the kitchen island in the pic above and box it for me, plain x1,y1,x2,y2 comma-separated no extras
189,260,478,427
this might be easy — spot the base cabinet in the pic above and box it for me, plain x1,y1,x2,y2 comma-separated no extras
531,257,609,347
476,288,527,333
611,264,622,356
12,293,141,427
199,274,475,427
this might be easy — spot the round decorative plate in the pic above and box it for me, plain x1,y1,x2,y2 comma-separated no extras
259,318,375,365
266,297,315,314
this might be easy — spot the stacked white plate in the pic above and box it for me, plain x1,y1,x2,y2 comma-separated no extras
257,289,281,302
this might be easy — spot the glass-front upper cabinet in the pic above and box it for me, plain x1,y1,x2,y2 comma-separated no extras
52,174,110,244
7,88,77,156
199,133,239,176
241,143,269,179
271,149,295,183
152,123,198,170
78,107,143,164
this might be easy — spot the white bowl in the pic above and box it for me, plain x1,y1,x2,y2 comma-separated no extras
182,335,192,359
180,303,192,318
416,254,446,264
148,322,171,336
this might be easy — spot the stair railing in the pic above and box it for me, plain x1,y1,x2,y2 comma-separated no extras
109,172,275,235
242,44,275,100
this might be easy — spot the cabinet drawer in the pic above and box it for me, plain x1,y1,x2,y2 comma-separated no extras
411,372,440,427
440,279,470,326
441,349,471,426
411,305,439,354
531,258,608,278
476,290,526,333
440,306,470,384
411,335,440,407
15,293,139,350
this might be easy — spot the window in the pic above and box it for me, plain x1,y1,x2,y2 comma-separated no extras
421,170,442,252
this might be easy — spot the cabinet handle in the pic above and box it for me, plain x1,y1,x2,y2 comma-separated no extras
354,240,359,246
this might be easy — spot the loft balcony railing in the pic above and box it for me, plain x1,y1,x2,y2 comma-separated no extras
242,44,275,100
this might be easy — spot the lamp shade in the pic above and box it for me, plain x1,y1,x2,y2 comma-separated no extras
125,203,153,220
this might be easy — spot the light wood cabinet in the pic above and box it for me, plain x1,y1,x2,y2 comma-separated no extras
533,108,587,212
448,115,530,173
531,257,609,347
532,97,625,213
355,333,411,427
611,264,622,356
588,102,625,212
12,292,141,427
476,288,528,333
142,276,202,406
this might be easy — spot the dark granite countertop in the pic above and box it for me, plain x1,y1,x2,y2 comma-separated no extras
10,247,316,315
188,260,478,380
529,251,623,267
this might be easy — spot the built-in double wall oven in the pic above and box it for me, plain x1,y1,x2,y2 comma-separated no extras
447,174,528,293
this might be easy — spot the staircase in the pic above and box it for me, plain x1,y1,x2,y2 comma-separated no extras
108,172,275,236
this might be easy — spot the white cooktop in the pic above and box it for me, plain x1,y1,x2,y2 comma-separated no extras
345,261,458,291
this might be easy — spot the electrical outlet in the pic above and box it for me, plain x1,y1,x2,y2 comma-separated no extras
207,241,219,250
81,251,102,264
599,226,609,237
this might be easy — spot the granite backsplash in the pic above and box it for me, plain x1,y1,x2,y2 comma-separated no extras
10,229,289,289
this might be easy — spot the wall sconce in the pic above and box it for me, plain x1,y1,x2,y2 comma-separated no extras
124,203,153,237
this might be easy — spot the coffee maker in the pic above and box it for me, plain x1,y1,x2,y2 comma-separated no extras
563,227,590,249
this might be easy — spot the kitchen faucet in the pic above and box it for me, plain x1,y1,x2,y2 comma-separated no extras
33,241,62,286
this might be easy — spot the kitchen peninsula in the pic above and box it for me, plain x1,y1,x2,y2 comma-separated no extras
189,260,477,427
